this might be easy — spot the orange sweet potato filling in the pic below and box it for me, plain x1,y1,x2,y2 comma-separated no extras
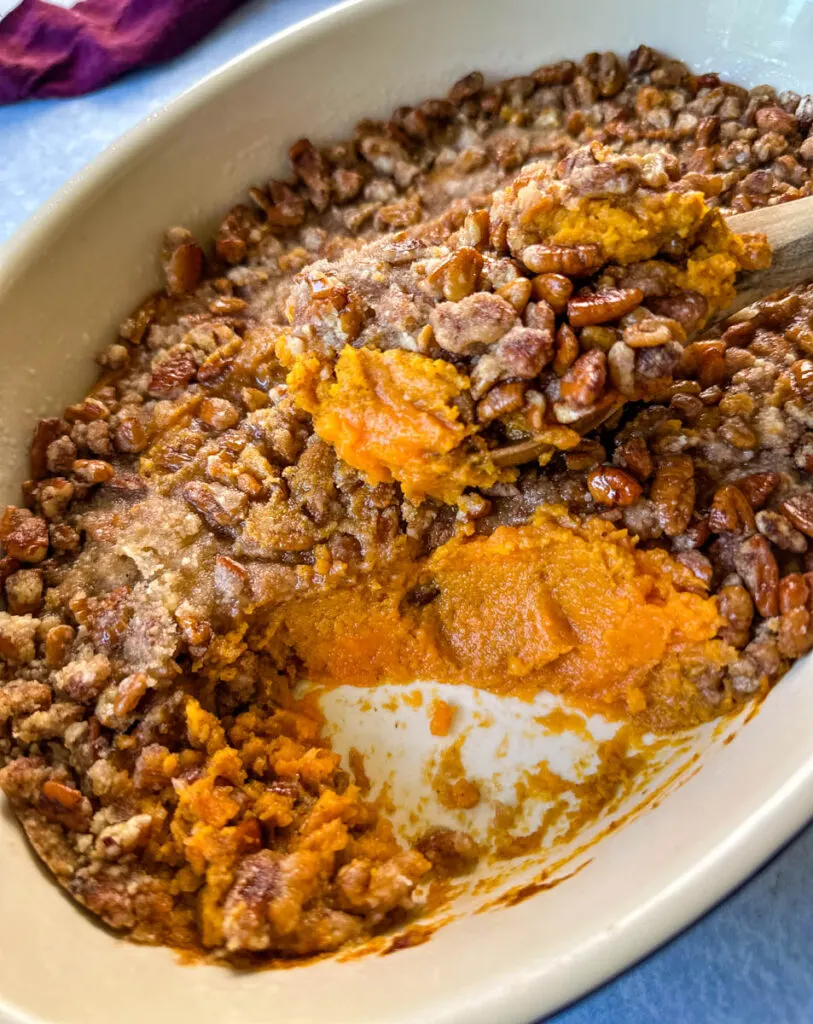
260,507,734,722
284,346,513,503
172,697,430,952
507,176,771,320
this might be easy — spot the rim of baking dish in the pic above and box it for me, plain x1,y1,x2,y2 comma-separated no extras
1,2,813,1022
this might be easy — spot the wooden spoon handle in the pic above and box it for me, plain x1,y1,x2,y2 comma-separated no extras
723,192,813,317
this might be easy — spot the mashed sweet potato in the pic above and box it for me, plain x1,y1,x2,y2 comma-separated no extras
285,346,512,502
259,507,733,722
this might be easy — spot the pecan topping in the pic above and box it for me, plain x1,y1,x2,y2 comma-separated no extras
553,322,580,375
30,418,68,479
614,435,653,480
148,351,198,398
183,482,243,536
494,325,555,378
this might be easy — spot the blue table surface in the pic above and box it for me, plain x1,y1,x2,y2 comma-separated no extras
2,1,813,1020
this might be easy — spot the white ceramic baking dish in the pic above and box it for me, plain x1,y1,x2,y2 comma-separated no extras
3,0,813,1021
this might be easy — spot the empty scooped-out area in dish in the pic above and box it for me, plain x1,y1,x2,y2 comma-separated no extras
2,43,813,965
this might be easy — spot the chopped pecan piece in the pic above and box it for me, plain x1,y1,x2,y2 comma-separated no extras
614,435,653,480
289,138,332,211
560,350,607,407
430,292,518,354
587,466,642,507
73,460,114,485
45,624,75,668
531,273,573,313
708,485,756,536
494,326,555,378
182,482,244,536
163,228,203,296
736,472,780,510
148,351,198,398
651,456,695,536
0,507,49,563
415,827,480,875
55,654,112,704
717,585,755,648
781,495,813,537
30,418,68,479
476,382,526,424
756,511,807,552
5,568,43,615
41,779,92,832
734,535,780,618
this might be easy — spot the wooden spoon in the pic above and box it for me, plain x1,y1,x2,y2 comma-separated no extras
490,194,813,468
712,192,813,318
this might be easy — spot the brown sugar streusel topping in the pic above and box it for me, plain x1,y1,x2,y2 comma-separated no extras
2,44,813,961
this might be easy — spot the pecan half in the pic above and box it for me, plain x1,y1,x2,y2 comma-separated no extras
520,243,603,276
568,287,643,328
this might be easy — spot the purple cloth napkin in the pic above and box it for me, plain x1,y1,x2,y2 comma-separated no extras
0,0,251,102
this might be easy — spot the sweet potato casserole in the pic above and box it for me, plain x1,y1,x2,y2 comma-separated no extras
3,45,813,961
